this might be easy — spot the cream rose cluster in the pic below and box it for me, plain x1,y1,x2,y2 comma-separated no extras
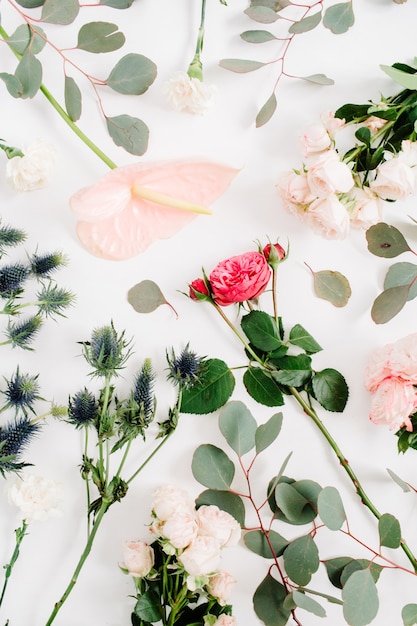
365,333,417,432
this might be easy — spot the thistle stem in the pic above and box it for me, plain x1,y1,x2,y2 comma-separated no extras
0,520,28,609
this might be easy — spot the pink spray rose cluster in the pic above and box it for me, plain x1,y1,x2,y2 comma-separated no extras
365,333,417,433
121,485,239,625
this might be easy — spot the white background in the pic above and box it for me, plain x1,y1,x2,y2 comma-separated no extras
1,1,417,625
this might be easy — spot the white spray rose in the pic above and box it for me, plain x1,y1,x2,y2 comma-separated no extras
7,474,63,522
121,540,154,578
6,139,56,191
178,535,221,576
196,505,241,547
207,570,236,605
167,71,216,114
152,484,195,520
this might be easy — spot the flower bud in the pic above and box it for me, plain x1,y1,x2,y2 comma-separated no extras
189,278,210,301
262,243,286,270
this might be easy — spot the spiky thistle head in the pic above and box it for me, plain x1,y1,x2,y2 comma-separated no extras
2,368,42,416
5,315,43,350
132,358,156,425
29,251,68,277
81,321,132,378
0,416,41,476
67,389,99,429
166,344,206,389
36,282,75,319
0,222,26,255
0,263,30,298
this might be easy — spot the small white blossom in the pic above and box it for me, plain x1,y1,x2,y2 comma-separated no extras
7,474,64,522
6,139,56,191
166,71,216,114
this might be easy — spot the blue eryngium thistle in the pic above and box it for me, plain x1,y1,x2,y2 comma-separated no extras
36,282,75,318
0,263,29,297
5,315,43,349
68,389,99,429
0,223,26,254
0,416,40,475
81,322,132,377
167,345,205,388
29,251,68,277
1,368,42,416
133,358,156,425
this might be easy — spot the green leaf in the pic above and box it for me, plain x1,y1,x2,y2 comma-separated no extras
106,53,157,94
106,114,149,156
8,24,47,55
0,73,24,98
253,574,291,626
311,368,349,412
271,354,312,387
371,285,409,324
219,401,257,456
100,0,134,6
301,73,334,85
127,280,173,314
378,512,401,548
275,482,310,523
241,311,283,351
134,589,162,622
342,570,379,626
244,529,288,558
366,223,411,258
256,93,277,128
289,324,322,354
219,58,267,73
15,51,42,98
283,535,320,585
241,29,277,43
243,367,284,407
323,2,355,34
195,489,245,526
15,0,44,6
290,590,326,618
355,126,372,146
191,444,235,490
244,6,280,23
64,76,82,122
288,11,322,34
318,486,346,530
384,262,417,301
324,556,353,589
77,22,125,53
274,479,321,525
180,358,235,414
41,0,80,24
387,468,411,493
255,412,283,453
340,559,383,587
402,604,417,626
381,64,417,90
310,268,352,308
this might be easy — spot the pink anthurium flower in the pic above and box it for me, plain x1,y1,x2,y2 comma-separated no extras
70,160,239,260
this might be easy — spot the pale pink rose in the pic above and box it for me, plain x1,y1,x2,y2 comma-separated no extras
370,156,416,200
369,377,417,431
364,343,393,392
196,506,241,547
209,251,271,306
306,195,350,239
207,570,236,604
158,511,198,549
389,333,417,384
121,540,154,578
276,170,315,210
348,186,383,230
152,485,195,521
6,139,56,191
322,111,345,136
362,116,387,134
300,122,331,157
306,150,354,198
212,615,237,626
166,71,216,114
178,536,221,576
398,140,417,167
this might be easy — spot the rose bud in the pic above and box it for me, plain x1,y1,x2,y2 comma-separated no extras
263,242,286,269
189,278,211,301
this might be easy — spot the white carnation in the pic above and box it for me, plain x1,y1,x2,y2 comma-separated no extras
7,474,64,522
6,138,56,191
166,71,216,114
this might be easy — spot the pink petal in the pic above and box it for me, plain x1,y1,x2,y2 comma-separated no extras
70,179,131,222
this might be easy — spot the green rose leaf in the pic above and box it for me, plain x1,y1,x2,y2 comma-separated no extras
77,22,125,53
219,401,257,456
301,73,334,85
324,556,354,589
241,310,283,352
371,285,409,324
256,93,277,128
289,323,322,354
41,0,80,25
366,222,412,258
288,11,322,34
340,559,383,587
378,512,402,548
244,529,288,558
244,6,280,23
240,29,277,43
100,0,135,6
309,266,352,308
402,604,417,626
106,114,149,156
180,358,235,414
381,65,417,90
283,535,320,585
219,59,267,73
323,2,355,34
243,367,284,407
106,53,157,94
290,590,326,618
255,411,283,453
127,280,175,314
64,76,82,122
318,486,346,531
0,73,24,98
384,262,417,301
15,51,42,98
134,589,163,622
8,25,47,55
311,368,349,412
191,444,235,490
342,570,379,626
271,354,312,387
195,489,245,526
386,468,411,493
253,574,291,626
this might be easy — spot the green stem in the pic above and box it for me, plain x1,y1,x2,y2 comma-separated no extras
0,520,28,608
187,0,206,79
126,433,172,485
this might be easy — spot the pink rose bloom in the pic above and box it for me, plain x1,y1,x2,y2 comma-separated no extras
121,540,154,578
209,251,271,306
300,122,331,157
322,111,345,136
276,170,315,210
213,615,237,626
306,150,354,198
306,195,350,239
389,333,417,384
364,343,393,392
370,156,416,200
348,186,383,230
178,535,221,576
196,505,241,547
398,140,417,167
369,377,417,432
362,116,387,134
158,511,198,549
207,570,237,604
152,485,194,521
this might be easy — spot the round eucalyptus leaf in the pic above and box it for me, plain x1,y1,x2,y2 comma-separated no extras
366,222,411,258
402,604,417,626
41,0,79,24
371,285,409,324
106,53,157,94
256,93,277,128
283,535,320,585
219,58,267,73
312,269,352,307
253,574,291,626
8,25,47,55
191,444,235,490
15,52,42,99
318,485,346,530
288,11,322,33
255,411,283,453
219,401,257,456
106,114,149,156
342,569,379,626
64,76,82,122
323,2,355,34
378,512,401,548
301,73,334,85
77,22,125,53
240,29,277,43
384,262,417,301
244,6,280,23
244,529,288,558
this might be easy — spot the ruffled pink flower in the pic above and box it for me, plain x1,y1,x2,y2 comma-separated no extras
364,343,393,392
306,194,350,239
389,333,417,384
306,150,354,198
370,156,416,200
348,186,383,230
209,252,271,306
369,377,417,432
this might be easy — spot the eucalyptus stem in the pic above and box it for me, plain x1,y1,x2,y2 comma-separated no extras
0,520,28,609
